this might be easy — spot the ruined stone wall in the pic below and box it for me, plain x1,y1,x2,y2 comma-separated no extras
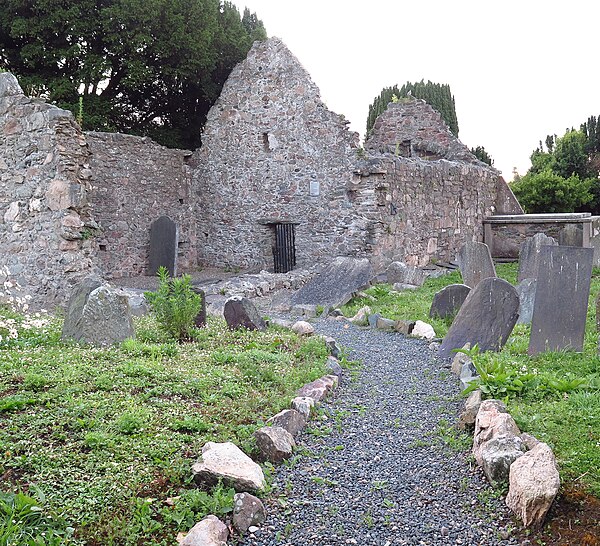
192,38,366,270
0,73,98,307
86,132,196,278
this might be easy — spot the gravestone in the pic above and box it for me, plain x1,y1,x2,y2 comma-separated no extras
457,241,496,288
517,233,558,282
291,257,373,307
528,246,593,355
429,284,471,319
191,287,207,327
438,277,520,359
224,296,266,331
148,216,177,277
386,261,426,287
515,278,537,325
558,224,583,247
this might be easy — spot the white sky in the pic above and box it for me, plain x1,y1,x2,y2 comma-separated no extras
231,0,599,180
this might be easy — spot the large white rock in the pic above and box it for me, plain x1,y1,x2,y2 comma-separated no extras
411,320,436,340
179,515,228,546
480,435,526,484
473,399,521,465
506,442,560,527
192,442,266,493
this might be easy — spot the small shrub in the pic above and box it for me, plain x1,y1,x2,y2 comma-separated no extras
144,267,202,341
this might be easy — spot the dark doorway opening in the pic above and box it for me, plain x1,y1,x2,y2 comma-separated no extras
271,223,296,273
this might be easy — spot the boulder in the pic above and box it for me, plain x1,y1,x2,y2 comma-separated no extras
386,261,427,286
429,284,471,319
326,356,343,377
180,515,228,546
223,297,266,331
296,375,338,401
376,316,397,331
291,396,315,418
322,336,340,358
291,320,314,336
394,320,415,335
192,442,266,493
506,442,560,527
480,435,526,484
411,320,436,340
291,257,373,308
267,409,306,437
118,287,149,317
349,305,371,325
232,492,266,534
457,389,482,430
367,313,381,328
255,426,295,463
62,280,135,346
451,344,472,375
473,400,521,465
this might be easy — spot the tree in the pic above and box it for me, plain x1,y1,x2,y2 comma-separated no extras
553,130,590,180
470,146,494,166
366,80,459,136
0,0,266,149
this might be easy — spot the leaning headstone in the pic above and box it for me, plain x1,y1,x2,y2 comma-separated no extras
515,279,536,325
148,215,177,277
517,233,558,282
62,280,135,346
223,296,266,331
429,284,471,319
558,224,583,247
528,246,593,355
438,277,519,359
291,257,373,307
457,241,496,288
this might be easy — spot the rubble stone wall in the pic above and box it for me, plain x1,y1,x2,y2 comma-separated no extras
86,132,196,278
0,73,98,307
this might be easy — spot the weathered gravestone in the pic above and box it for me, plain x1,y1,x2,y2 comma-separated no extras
528,246,593,355
559,224,583,247
517,233,558,282
62,279,135,345
224,296,266,331
385,261,426,287
429,284,471,319
515,278,537,325
457,241,496,288
291,257,373,307
191,287,207,327
438,277,520,359
148,216,177,277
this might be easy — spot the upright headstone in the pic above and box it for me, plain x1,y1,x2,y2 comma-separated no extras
148,216,177,277
385,261,426,287
191,287,207,327
438,277,520,359
457,241,496,288
528,246,593,355
429,284,471,319
224,296,266,331
558,224,583,247
517,233,558,282
515,278,537,325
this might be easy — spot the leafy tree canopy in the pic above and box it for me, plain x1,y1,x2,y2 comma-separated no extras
0,0,266,149
366,80,459,136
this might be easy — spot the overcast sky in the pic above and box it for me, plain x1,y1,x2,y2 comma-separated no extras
231,0,599,180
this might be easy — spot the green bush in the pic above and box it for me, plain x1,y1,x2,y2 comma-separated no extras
144,267,202,341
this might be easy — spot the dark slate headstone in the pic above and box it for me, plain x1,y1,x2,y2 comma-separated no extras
457,241,496,288
223,296,266,331
517,233,558,282
148,216,177,277
528,246,593,355
558,224,583,247
191,287,207,327
429,284,471,319
515,278,537,325
291,257,373,307
438,277,520,359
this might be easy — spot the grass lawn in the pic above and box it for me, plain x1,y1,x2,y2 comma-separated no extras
343,263,600,497
0,311,328,545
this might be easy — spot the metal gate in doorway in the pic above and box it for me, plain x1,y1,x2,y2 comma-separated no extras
272,223,296,273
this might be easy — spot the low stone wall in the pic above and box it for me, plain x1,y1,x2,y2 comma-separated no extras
87,132,197,278
0,73,98,307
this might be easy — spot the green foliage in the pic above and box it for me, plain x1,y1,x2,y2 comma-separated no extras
0,0,266,149
366,80,459,136
144,267,202,341
470,145,494,166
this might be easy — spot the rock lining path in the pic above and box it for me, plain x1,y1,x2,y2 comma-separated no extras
239,319,520,546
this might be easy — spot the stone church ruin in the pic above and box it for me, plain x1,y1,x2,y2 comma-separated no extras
0,37,523,308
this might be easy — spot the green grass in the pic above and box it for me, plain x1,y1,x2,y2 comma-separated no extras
343,262,600,496
0,312,328,545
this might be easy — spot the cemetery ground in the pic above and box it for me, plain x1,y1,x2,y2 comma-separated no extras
0,311,330,545
344,263,600,545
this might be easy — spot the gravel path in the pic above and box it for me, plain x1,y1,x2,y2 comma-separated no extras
239,320,520,546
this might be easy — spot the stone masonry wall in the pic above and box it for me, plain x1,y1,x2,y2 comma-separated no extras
86,132,196,278
192,38,365,270
0,73,98,307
